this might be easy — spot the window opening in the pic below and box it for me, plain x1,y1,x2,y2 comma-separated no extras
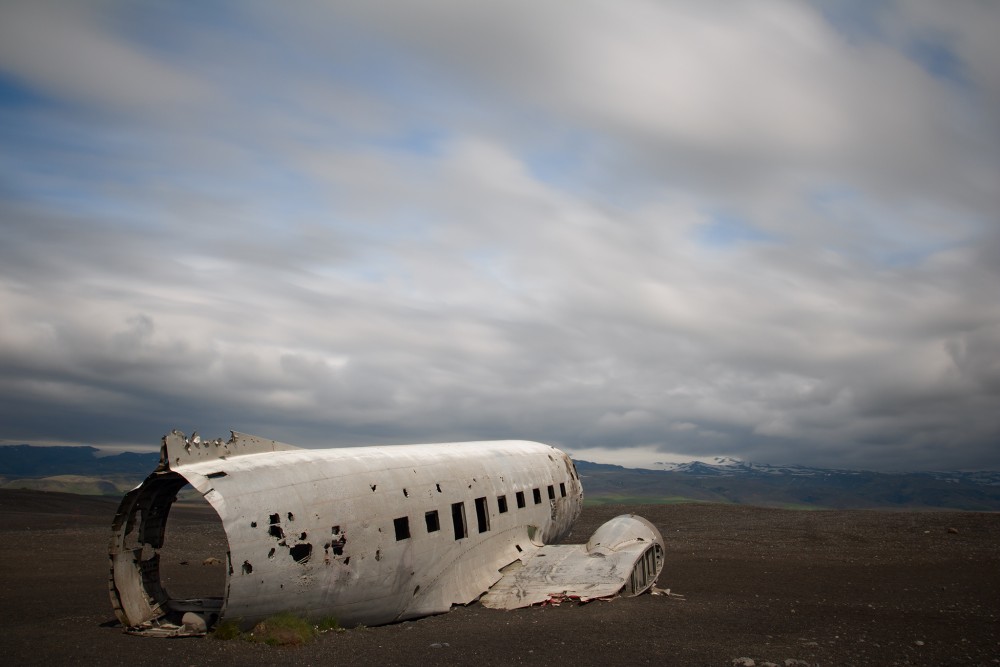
560,482,567,497
394,516,410,541
547,485,555,500
532,488,542,504
474,497,490,533
515,491,526,508
451,502,467,540
497,495,508,513
425,510,440,533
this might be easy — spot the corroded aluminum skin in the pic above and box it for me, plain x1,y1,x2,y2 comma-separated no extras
481,514,665,609
109,431,584,631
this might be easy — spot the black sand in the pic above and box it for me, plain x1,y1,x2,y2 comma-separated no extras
0,489,997,666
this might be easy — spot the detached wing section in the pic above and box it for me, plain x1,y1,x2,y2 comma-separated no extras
481,514,663,609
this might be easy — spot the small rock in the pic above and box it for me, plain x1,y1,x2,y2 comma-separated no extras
915,640,925,646
947,527,959,534
202,557,222,566
181,612,207,634
732,658,755,667
784,660,810,667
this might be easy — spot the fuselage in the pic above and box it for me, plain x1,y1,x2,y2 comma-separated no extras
109,434,584,630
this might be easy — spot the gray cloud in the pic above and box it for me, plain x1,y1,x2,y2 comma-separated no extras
0,1,214,115
0,1,997,471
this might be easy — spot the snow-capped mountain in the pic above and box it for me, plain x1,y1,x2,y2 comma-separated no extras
574,457,1000,510
647,457,1000,486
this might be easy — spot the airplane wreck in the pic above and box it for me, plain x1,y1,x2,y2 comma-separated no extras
109,431,665,636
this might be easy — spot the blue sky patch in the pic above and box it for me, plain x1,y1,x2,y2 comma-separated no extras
697,212,773,248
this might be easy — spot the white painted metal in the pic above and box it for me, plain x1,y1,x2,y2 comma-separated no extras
108,430,663,636
481,515,665,608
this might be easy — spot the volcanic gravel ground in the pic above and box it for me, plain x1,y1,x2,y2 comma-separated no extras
0,489,997,666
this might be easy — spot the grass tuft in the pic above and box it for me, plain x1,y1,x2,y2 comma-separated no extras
250,612,317,646
211,620,243,641
212,613,345,644
316,616,340,633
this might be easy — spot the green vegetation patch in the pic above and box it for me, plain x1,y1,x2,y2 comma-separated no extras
773,502,828,511
251,612,317,646
211,613,342,645
211,620,243,641
316,616,340,633
583,494,709,506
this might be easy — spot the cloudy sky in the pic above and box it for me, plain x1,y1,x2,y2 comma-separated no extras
1,1,998,471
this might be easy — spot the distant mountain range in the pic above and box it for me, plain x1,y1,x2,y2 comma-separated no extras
650,455,1000,487
2,444,999,510
0,444,158,476
576,458,1000,511
0,445,158,495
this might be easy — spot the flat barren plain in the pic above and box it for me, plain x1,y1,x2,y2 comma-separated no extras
0,489,997,666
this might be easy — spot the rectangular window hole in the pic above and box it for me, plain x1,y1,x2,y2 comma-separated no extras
497,495,508,514
451,502,467,540
516,491,526,508
547,485,555,500
532,488,542,505
560,482,567,497
474,496,490,533
394,516,410,541
425,510,440,533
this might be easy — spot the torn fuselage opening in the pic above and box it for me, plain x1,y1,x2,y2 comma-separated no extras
623,542,664,597
109,471,229,637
